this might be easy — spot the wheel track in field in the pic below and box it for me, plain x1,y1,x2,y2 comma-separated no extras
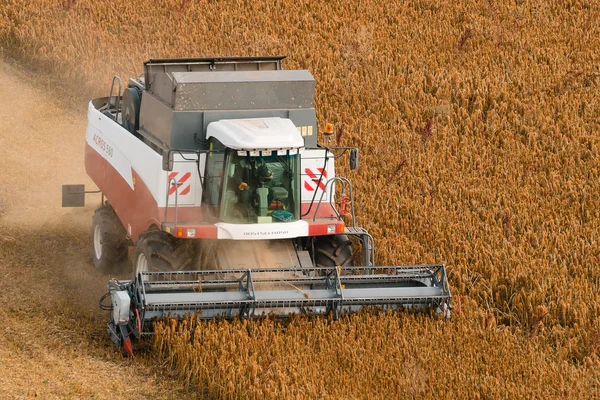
0,61,194,399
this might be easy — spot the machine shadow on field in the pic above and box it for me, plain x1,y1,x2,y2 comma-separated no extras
0,224,195,397
0,222,123,350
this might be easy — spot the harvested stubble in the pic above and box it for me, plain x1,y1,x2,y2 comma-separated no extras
2,0,600,397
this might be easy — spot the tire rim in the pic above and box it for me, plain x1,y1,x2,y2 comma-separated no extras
93,225,102,260
136,252,148,274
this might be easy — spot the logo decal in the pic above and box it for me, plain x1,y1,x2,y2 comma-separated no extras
92,133,113,158
304,168,327,191
168,172,191,195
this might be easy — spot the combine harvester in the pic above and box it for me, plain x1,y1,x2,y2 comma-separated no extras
63,57,451,355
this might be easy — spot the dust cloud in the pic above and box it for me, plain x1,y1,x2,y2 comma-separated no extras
0,62,192,398
0,62,97,230
0,60,106,318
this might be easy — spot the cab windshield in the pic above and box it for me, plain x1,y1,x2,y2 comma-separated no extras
220,152,300,224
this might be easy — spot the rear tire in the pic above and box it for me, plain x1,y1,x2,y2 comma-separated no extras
91,206,128,274
133,230,198,275
313,235,354,268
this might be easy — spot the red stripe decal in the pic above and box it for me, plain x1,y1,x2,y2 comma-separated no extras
305,168,317,179
305,168,326,190
179,172,191,183
180,185,190,195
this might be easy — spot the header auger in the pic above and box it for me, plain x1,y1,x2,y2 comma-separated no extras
64,56,451,355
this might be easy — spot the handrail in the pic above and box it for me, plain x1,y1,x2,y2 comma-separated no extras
163,177,180,225
108,76,122,123
313,177,356,227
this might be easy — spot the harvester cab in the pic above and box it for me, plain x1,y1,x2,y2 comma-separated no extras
203,117,303,224
63,56,451,355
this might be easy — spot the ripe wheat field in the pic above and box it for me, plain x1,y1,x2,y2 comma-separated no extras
1,0,600,398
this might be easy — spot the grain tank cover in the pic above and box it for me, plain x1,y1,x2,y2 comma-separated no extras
138,57,318,150
149,70,315,111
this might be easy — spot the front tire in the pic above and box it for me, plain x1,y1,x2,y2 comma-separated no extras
313,234,354,268
91,206,128,273
133,230,198,275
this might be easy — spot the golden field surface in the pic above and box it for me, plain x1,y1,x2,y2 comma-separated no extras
1,0,600,398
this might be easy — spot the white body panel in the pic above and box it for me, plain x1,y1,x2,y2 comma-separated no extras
112,291,131,326
300,148,336,203
215,220,309,240
160,154,206,207
86,103,204,208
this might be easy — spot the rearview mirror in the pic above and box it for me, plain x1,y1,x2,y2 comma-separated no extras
350,148,359,170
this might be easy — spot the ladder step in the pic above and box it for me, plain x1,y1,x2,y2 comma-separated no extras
344,226,368,234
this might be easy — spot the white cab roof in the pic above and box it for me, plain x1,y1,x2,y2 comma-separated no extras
206,117,304,151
